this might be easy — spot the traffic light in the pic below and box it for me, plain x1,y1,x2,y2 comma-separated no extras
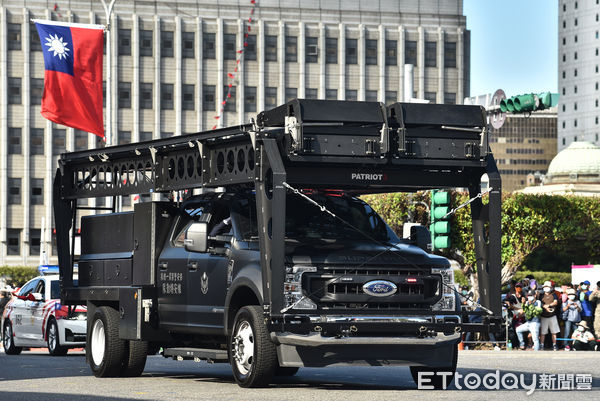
430,190,450,250
499,92,559,114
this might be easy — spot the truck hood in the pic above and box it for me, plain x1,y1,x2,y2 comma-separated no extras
284,240,449,268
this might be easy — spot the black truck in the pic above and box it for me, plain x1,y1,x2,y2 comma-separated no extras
52,100,502,388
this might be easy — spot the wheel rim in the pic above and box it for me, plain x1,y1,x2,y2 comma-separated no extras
4,324,12,349
91,319,106,366
48,322,57,351
231,320,254,375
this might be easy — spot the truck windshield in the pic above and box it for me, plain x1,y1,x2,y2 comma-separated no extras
236,193,393,243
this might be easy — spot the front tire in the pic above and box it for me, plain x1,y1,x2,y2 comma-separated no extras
88,306,126,377
229,305,278,387
410,344,458,390
3,321,22,355
47,319,68,356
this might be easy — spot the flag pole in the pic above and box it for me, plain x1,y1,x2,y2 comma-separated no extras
101,0,116,147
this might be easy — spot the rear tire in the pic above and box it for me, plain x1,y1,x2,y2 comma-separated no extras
409,344,458,390
47,319,68,356
3,321,22,355
229,305,277,387
88,306,126,377
121,340,148,377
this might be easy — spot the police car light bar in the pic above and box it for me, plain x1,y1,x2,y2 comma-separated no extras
38,265,60,275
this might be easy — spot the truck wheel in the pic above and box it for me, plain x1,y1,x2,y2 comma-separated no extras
121,340,148,377
409,344,458,390
47,319,68,356
229,305,277,387
275,366,299,376
3,321,22,355
89,306,126,377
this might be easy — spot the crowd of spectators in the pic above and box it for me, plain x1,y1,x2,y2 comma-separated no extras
460,277,600,351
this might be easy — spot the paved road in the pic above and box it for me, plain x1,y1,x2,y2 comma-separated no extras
0,349,599,400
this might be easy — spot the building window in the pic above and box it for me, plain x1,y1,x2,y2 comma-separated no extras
8,127,21,154
597,82,599,90
346,89,357,101
118,82,131,108
597,48,599,56
182,31,195,58
161,84,174,110
118,29,131,55
31,128,44,155
118,130,131,145
161,31,174,57
203,32,215,59
563,21,566,29
444,41,456,68
8,77,21,104
562,104,566,112
563,3,566,11
285,36,297,62
7,229,20,256
265,87,277,109
444,92,456,104
575,102,578,110
385,40,397,66
74,130,88,151
265,35,277,62
575,85,578,94
385,90,397,104
203,85,215,111
224,34,237,60
346,38,358,64
575,119,578,127
285,88,297,102
596,99,599,107
305,88,318,99
562,71,566,79
31,178,44,205
562,87,566,95
140,131,153,142
575,69,578,77
365,39,378,65
425,92,437,103
30,24,42,51
563,37,566,45
140,83,153,109
575,18,578,26
182,84,195,110
425,41,437,67
31,78,44,105
140,30,153,57
305,36,318,63
30,229,41,256
245,35,257,61
575,35,578,43
326,37,338,64
575,51,578,60
8,23,21,50
562,121,566,129
8,178,21,204
405,40,417,66
325,89,337,100
244,86,256,112
53,129,66,155
365,90,378,102
224,86,236,111
562,54,566,62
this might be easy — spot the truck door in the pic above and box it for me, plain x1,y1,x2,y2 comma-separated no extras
186,215,230,330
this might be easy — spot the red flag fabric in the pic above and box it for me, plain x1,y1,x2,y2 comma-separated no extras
34,20,104,138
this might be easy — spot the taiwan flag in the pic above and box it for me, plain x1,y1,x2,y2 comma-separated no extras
34,20,105,138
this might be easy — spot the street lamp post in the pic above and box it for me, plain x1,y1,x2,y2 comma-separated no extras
101,0,116,147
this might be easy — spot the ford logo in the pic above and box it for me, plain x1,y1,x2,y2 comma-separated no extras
362,280,397,297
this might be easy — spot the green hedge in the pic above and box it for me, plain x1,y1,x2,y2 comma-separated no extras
0,266,39,288
512,270,573,286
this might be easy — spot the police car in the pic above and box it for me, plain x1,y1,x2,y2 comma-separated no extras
1,265,86,356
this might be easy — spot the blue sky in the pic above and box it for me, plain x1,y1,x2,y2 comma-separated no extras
463,0,558,98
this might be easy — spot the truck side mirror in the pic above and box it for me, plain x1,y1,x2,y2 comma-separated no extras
410,225,432,253
184,222,208,253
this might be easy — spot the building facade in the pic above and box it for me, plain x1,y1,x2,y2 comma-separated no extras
0,0,470,265
558,0,600,150
491,108,558,193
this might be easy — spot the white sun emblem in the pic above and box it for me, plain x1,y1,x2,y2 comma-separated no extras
44,34,70,60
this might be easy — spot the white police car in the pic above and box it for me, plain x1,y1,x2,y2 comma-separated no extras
2,266,86,356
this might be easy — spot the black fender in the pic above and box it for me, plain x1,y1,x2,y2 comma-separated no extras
223,264,264,334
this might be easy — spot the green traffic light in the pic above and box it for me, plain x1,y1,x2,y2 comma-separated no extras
513,94,537,112
432,191,450,205
432,221,450,234
433,206,450,220
434,236,451,249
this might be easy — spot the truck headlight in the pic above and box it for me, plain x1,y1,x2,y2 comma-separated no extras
431,267,455,311
283,265,317,310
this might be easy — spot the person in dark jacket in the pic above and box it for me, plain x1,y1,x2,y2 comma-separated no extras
578,280,594,327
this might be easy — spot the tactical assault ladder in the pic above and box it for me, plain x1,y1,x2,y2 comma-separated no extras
54,99,503,328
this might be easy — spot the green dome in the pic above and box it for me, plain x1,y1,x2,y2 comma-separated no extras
545,142,600,184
